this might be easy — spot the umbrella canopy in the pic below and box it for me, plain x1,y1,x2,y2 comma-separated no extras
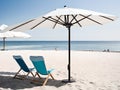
0,31,31,38
3,7,117,32
0,31,31,50
3,7,117,82
0,24,8,31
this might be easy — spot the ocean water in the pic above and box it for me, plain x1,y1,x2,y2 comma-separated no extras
0,41,120,51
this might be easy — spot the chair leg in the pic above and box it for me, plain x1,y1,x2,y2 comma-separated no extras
13,68,21,78
42,74,50,86
36,72,41,79
50,74,55,80
31,72,35,78
31,72,41,82
26,72,30,76
21,72,30,80
34,73,37,78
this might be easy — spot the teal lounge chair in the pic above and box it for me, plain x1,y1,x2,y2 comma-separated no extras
13,55,34,79
30,56,54,86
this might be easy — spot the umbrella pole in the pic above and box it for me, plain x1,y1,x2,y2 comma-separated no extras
68,26,75,83
62,26,75,83
68,26,71,82
62,26,71,83
3,37,6,50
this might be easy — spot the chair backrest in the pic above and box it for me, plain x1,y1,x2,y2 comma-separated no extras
30,56,48,75
13,55,30,72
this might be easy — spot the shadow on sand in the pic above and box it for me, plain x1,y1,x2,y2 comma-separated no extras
0,72,66,90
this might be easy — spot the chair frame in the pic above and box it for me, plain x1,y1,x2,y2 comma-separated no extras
13,55,35,80
30,56,54,86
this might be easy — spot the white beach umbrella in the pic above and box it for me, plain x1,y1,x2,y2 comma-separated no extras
3,7,117,32
0,24,8,31
3,6,117,82
0,31,31,50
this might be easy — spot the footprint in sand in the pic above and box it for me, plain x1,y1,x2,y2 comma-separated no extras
75,85,82,90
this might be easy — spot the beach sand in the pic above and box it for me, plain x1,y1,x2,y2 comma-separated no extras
0,50,120,90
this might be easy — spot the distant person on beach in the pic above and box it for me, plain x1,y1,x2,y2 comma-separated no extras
103,49,110,52
107,49,110,52
55,48,57,51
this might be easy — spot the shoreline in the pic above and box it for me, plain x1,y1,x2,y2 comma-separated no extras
1,49,120,53
1,41,120,52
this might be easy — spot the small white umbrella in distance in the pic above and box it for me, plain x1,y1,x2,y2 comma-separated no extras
0,24,8,31
0,31,31,50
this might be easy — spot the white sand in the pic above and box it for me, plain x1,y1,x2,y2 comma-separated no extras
0,50,120,90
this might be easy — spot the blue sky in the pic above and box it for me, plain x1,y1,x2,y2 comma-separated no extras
0,0,120,41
